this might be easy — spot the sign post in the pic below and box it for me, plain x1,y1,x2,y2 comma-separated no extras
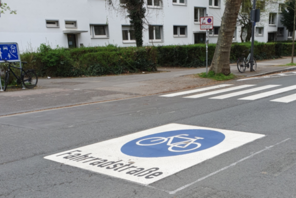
0,42,24,89
200,16,213,75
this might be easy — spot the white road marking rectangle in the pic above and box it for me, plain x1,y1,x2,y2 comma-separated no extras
45,124,264,185
184,85,255,99
210,85,280,99
271,93,296,103
160,84,232,97
239,85,296,100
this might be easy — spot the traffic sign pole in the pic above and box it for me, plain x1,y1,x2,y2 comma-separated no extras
250,0,257,72
200,16,213,75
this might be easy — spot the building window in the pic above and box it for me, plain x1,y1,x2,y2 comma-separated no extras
148,0,161,7
233,28,237,41
194,7,206,23
277,27,284,37
65,21,77,29
209,0,219,7
46,20,59,28
149,25,163,42
279,3,285,13
288,31,293,38
269,13,276,25
209,27,220,36
173,26,187,37
256,27,264,36
122,25,136,43
172,0,186,5
90,25,108,38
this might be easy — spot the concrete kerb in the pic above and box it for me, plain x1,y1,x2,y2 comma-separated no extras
245,66,296,77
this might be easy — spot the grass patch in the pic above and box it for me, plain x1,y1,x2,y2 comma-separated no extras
285,63,296,66
198,71,236,81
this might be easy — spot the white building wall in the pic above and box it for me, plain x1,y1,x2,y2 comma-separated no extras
0,0,292,52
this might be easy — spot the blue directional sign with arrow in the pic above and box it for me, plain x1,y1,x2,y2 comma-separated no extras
0,43,20,62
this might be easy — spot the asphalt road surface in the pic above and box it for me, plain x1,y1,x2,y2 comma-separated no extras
1,73,296,198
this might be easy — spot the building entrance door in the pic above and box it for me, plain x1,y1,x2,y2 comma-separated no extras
268,32,276,42
194,33,206,44
67,34,77,48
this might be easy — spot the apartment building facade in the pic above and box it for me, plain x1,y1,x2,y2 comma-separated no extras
0,0,290,52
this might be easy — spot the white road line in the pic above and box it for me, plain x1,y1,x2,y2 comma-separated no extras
165,138,290,195
184,85,255,99
237,77,259,81
271,93,296,103
239,85,296,101
210,85,280,99
160,84,233,97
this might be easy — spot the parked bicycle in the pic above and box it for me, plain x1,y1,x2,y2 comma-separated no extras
2,61,38,91
237,50,257,73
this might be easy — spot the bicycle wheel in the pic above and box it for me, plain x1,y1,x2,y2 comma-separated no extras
3,71,9,91
251,58,257,71
237,57,246,73
136,137,167,146
168,142,202,152
22,70,38,89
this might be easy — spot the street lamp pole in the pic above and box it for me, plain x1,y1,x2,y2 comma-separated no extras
250,0,257,71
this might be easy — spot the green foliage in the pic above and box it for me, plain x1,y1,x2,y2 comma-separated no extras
0,2,17,14
198,71,236,81
281,1,295,32
18,42,296,77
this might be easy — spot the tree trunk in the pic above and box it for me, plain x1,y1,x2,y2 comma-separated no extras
210,0,243,75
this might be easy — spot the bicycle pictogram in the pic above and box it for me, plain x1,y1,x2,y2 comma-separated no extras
136,134,204,152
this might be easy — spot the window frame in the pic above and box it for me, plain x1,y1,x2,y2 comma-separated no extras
90,24,109,39
173,26,187,38
278,3,285,13
194,7,206,24
277,27,284,37
147,0,162,8
149,25,163,43
256,27,264,37
269,13,276,25
172,0,186,6
65,21,77,29
209,0,220,8
46,20,59,28
209,26,220,36
122,25,136,43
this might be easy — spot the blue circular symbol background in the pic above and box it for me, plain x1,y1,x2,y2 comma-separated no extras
121,129,225,158
207,18,212,23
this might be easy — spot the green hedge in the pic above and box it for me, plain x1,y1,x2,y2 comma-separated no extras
17,42,296,77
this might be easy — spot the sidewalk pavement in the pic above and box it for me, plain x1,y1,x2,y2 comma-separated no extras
0,57,295,116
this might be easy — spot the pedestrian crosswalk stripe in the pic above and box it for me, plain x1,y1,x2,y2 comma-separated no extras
271,93,296,103
210,85,280,100
239,85,296,100
160,84,233,97
184,85,255,99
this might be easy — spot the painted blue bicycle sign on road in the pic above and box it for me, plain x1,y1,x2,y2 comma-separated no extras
0,43,20,62
121,129,225,158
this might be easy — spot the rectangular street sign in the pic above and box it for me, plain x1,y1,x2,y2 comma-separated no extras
0,42,20,62
200,16,213,30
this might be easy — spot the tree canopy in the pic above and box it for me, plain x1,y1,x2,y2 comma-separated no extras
0,1,16,14
281,0,295,32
